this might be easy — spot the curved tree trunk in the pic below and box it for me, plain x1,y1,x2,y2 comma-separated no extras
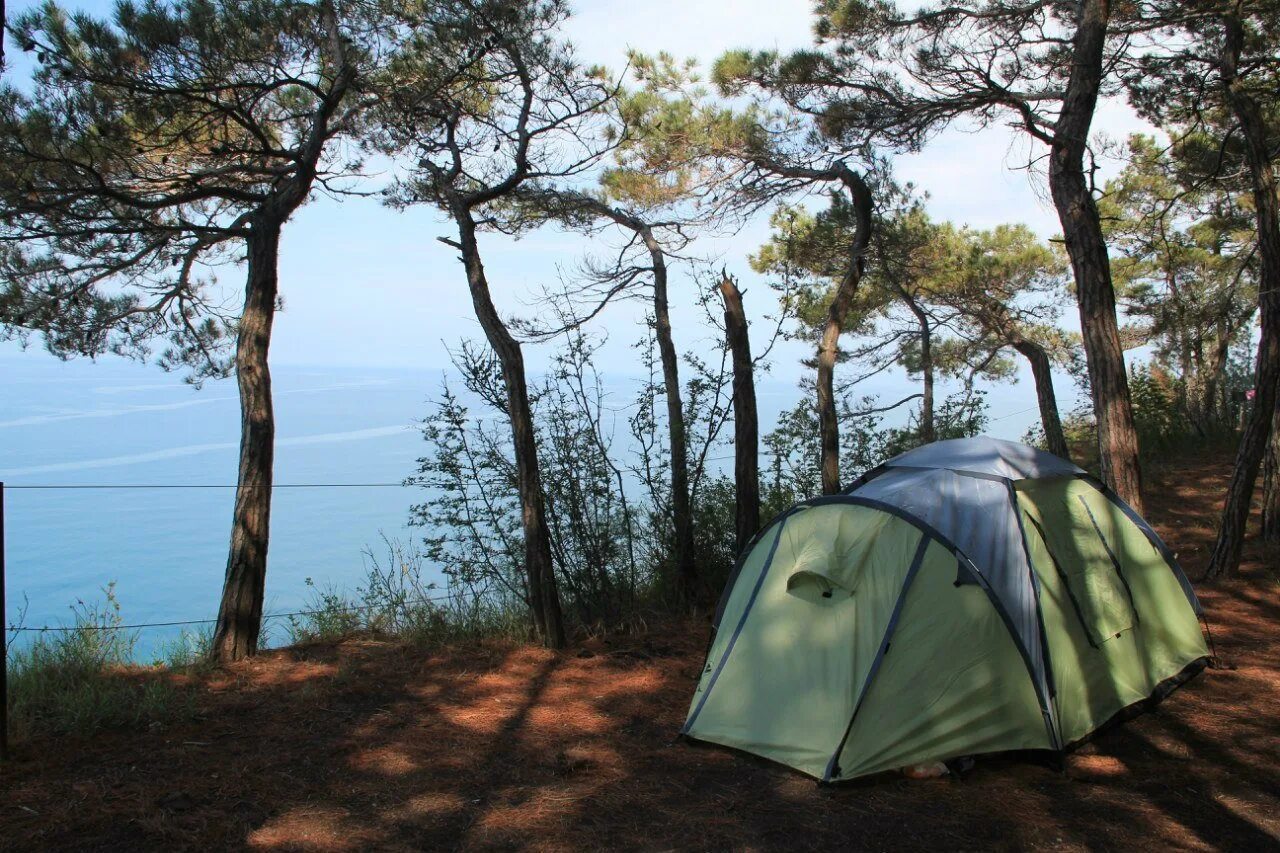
212,220,281,662
572,197,698,603
819,170,874,495
817,273,861,494
746,161,872,495
899,288,935,443
1014,338,1071,462
1205,11,1280,579
1048,0,1144,512
207,10,352,662
455,211,566,644
642,229,696,603
719,273,760,555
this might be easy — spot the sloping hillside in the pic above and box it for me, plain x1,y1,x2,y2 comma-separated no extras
1,454,1277,851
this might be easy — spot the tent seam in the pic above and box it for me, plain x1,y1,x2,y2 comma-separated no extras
1076,495,1142,627
684,509,796,734
821,533,931,782
1023,511,1100,649
1075,475,1203,616
1006,481,1063,752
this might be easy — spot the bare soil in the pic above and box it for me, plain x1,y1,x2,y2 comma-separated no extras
2,453,1278,851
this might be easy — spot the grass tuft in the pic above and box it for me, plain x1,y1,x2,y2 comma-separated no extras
6,583,196,743
286,536,531,647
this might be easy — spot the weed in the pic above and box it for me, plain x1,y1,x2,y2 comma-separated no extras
285,536,531,648
5,583,195,742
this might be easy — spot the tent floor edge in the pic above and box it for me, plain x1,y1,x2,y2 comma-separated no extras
1060,655,1210,755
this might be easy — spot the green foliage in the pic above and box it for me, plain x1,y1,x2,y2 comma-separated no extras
687,476,740,595
0,0,374,377
286,579,366,644
605,82,766,208
285,538,531,648
751,183,1062,443
1027,353,1254,465
1128,355,1256,456
5,584,194,742
627,315,742,604
409,333,650,628
765,387,990,499
1101,134,1259,432
155,625,214,670
1128,364,1183,456
750,198,891,343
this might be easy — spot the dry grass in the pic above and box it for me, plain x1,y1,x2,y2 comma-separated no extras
1,452,1278,851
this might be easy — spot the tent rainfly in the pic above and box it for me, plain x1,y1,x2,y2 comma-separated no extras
683,437,1209,782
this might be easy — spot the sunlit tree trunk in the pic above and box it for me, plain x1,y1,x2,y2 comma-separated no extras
1014,339,1071,462
212,219,280,662
1048,0,1144,511
819,170,874,494
1205,11,1280,579
454,210,566,644
817,270,860,494
898,287,935,443
719,273,760,555
1262,398,1280,545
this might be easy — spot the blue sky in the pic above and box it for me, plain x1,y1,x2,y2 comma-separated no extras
2,0,1152,381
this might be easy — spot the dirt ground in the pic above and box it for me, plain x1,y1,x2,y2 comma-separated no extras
2,454,1278,851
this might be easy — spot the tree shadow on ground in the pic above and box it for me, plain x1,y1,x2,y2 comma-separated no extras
1,453,1277,850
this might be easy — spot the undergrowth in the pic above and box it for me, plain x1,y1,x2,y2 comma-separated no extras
3,541,542,743
5,583,198,743
286,536,532,647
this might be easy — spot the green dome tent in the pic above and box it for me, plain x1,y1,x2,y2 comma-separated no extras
682,437,1209,782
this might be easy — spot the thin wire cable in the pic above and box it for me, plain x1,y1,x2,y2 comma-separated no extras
988,404,1040,422
3,483,409,490
7,591,466,633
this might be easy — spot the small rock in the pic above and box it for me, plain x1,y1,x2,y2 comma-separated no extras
157,792,196,812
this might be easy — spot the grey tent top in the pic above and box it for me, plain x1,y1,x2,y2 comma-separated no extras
870,435,1084,482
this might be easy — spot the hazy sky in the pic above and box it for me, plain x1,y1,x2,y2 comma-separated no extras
1,0,1153,377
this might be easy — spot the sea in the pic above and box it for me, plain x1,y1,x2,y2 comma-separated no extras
0,350,1060,657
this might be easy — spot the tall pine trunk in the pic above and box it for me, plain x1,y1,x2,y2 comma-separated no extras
1014,339,1071,461
1201,327,1234,430
818,169,874,495
455,211,566,644
817,271,860,494
1262,399,1280,545
1204,11,1280,579
642,229,696,603
212,220,280,662
756,163,871,496
1048,0,1144,511
899,289,935,443
719,273,760,555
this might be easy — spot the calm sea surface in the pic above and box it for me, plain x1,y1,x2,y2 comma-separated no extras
1,351,1054,656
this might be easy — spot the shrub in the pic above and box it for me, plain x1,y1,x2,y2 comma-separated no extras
1129,363,1183,455
285,537,531,647
6,583,193,742
409,335,647,632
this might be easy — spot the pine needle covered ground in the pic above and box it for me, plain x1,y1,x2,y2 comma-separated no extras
1,453,1277,851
